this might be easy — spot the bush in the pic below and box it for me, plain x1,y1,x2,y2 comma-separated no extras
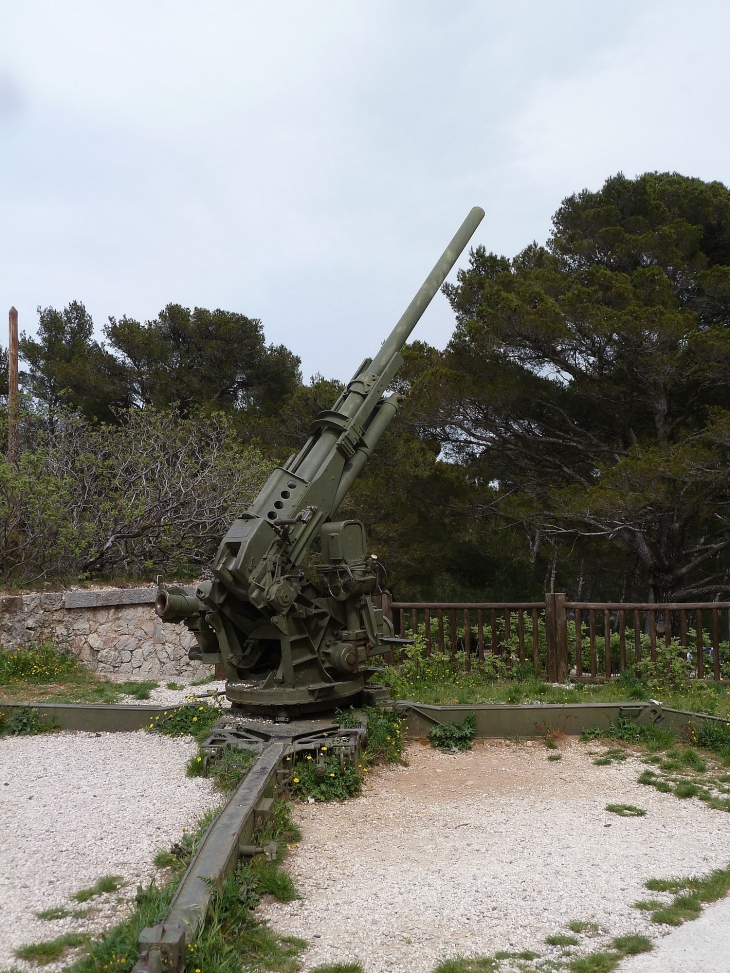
429,712,477,753
0,405,270,584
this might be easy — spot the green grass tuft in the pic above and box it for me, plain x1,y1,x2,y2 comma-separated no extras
611,934,652,955
35,906,88,921
117,680,157,700
548,753,563,761
71,874,123,903
433,958,497,973
567,920,600,934
14,932,85,964
310,964,364,973
145,702,222,742
605,803,646,817
545,934,579,947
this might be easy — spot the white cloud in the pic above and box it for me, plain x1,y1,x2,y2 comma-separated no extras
1,0,723,381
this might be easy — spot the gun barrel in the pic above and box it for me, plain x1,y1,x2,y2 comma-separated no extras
369,206,484,374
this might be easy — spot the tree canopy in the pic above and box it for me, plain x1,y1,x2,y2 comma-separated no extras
411,172,730,601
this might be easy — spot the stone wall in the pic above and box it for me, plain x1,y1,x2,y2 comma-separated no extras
0,586,209,679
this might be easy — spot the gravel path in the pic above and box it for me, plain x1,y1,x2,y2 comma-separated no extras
261,739,730,973
0,730,220,971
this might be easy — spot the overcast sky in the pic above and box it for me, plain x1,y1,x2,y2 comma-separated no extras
1,1,728,381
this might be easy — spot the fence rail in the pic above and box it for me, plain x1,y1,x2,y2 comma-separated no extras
383,595,730,683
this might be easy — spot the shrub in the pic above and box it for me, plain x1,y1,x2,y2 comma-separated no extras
290,754,361,802
429,712,477,753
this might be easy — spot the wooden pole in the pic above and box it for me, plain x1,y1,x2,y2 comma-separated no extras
8,306,18,465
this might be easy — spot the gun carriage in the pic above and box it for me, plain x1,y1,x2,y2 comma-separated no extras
155,207,484,719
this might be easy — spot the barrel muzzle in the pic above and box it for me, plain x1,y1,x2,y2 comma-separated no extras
155,588,202,622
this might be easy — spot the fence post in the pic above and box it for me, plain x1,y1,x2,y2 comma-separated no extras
545,592,569,682
373,590,394,664
8,307,18,466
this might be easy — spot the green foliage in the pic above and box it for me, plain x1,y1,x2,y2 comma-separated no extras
429,712,477,753
433,958,497,973
0,643,77,684
567,921,600,935
422,172,730,603
363,706,405,763
36,906,88,921
0,405,270,584
117,680,158,700
14,932,86,964
640,865,730,926
290,754,362,802
146,703,222,743
187,745,256,793
568,932,652,973
605,804,646,817
1,706,56,736
71,875,124,903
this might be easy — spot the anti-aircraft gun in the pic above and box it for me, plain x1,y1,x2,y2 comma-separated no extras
155,208,484,718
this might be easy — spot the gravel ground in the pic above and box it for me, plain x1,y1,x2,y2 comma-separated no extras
261,739,730,973
0,730,220,971
112,677,229,709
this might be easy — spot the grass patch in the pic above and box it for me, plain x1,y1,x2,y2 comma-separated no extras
545,934,579,947
116,680,157,701
165,681,184,690
567,920,600,934
361,706,405,763
190,672,217,685
35,906,88,921
640,864,730,926
674,781,702,799
433,959,497,973
633,899,664,910
310,965,364,973
71,875,123,903
592,748,628,766
145,702,222,742
548,753,563,761
568,934,651,973
0,643,77,685
14,932,86,964
429,712,477,753
605,803,646,817
494,950,540,960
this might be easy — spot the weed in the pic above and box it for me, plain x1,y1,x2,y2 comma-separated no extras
363,707,405,763
310,965,365,973
1,706,57,736
165,681,184,690
253,860,299,902
0,643,77,685
429,712,477,753
433,959,497,973
71,874,123,903
291,754,361,802
637,770,672,792
568,935,651,973
190,672,217,686
545,934,579,947
674,781,702,799
612,935,652,955
605,803,646,817
567,920,600,934
641,864,730,926
593,748,627,766
494,950,540,960
146,702,222,742
633,899,663,911
14,932,85,964
35,906,88,921
548,753,563,761
117,680,157,701
187,745,256,793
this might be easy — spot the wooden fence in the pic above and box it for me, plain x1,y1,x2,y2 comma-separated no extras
380,593,730,683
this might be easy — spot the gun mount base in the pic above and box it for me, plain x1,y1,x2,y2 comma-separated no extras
226,675,366,719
